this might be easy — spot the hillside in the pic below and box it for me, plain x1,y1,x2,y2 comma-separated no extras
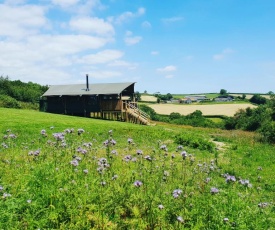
0,108,274,229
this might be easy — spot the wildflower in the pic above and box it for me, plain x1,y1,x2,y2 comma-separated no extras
144,155,152,161
33,149,40,156
177,145,183,150
181,151,188,159
3,135,8,139
77,128,85,135
77,147,87,155
83,169,88,174
70,159,79,167
1,143,8,148
0,185,3,191
210,187,219,194
223,217,229,223
257,166,263,171
103,139,116,146
27,199,32,203
8,134,17,139
131,157,137,162
6,129,11,133
177,216,184,223
108,130,113,136
239,179,252,187
127,138,133,144
100,181,106,186
134,180,143,187
124,155,132,162
111,150,118,155
173,189,183,198
50,126,54,130
258,202,269,208
158,204,164,210
225,174,236,183
136,149,143,155
41,129,46,135
83,142,92,148
53,133,65,141
205,177,211,183
3,193,11,198
160,144,168,151
112,175,118,180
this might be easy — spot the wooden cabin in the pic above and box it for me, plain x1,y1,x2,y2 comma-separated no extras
40,79,150,125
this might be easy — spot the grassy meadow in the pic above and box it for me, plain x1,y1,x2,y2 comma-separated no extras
0,108,275,229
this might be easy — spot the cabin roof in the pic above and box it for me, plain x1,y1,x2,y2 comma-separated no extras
43,82,135,96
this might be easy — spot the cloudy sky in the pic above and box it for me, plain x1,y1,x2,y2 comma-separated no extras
1,0,275,94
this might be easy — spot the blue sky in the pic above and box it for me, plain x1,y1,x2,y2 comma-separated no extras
0,0,275,94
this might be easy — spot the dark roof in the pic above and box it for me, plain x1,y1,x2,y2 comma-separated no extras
43,82,135,96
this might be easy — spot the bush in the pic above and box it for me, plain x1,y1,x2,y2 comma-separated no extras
175,133,216,152
259,121,275,143
0,95,21,108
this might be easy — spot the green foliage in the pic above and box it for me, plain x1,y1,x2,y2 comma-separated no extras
0,76,48,106
0,95,21,108
219,89,227,95
249,94,267,105
175,132,216,152
139,104,159,120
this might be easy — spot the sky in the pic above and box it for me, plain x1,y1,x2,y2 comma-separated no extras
0,0,275,94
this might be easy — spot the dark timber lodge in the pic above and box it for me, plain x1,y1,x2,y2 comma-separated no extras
40,75,150,125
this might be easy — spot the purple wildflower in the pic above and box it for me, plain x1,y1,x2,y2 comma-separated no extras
205,177,211,183
100,181,106,186
53,133,65,141
225,174,236,183
173,189,183,198
144,155,152,161
160,144,168,151
136,149,143,155
77,128,85,135
111,150,118,155
134,180,143,187
8,134,17,139
124,155,132,162
27,199,32,204
210,187,219,194
3,193,11,198
177,145,184,150
181,151,188,159
127,138,133,144
1,143,8,148
239,179,252,187
83,169,88,174
70,159,79,167
103,139,116,146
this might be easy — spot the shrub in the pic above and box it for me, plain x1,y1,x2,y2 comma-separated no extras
175,133,216,152
0,95,21,108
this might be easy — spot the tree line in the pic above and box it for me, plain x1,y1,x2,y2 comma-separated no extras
0,76,48,109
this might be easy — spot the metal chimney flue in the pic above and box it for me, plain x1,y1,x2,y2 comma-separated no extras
86,74,89,91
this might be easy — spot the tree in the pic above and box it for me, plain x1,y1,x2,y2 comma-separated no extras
249,94,267,105
220,89,227,95
134,91,141,101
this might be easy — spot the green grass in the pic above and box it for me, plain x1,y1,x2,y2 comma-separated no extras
0,108,274,229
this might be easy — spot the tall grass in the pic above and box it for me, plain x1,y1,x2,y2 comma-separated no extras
0,108,274,229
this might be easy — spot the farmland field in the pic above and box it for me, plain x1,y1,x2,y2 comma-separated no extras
147,103,257,116
0,108,274,229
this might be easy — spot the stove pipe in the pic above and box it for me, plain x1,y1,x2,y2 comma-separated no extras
86,74,89,91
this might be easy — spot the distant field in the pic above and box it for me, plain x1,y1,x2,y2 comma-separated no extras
147,103,257,116
140,95,157,102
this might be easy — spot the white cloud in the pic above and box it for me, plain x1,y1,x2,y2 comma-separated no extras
151,51,159,55
88,70,122,79
51,0,80,8
108,60,138,70
0,4,48,38
142,21,151,28
79,50,124,65
162,16,184,24
112,7,145,24
213,48,235,60
69,17,115,35
124,30,142,46
157,65,177,72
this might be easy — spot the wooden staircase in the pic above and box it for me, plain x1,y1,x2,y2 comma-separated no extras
125,102,150,125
